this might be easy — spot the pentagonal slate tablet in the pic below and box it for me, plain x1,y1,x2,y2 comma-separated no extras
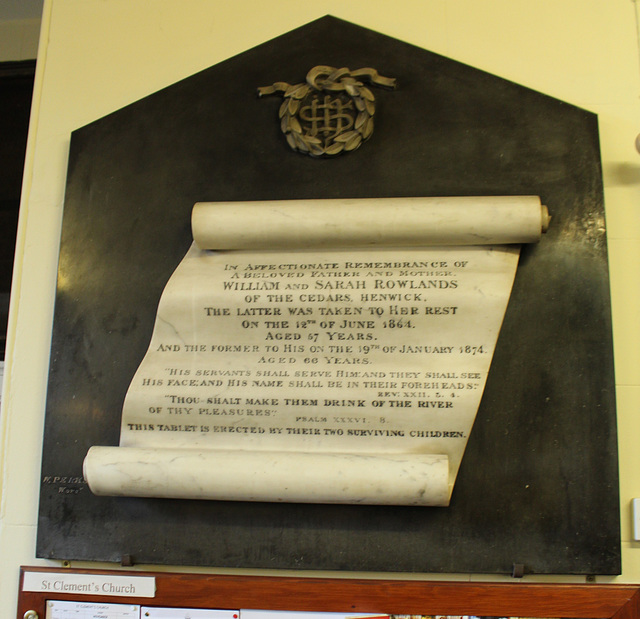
38,15,619,575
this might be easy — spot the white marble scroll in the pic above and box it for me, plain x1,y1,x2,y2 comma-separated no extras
84,196,548,506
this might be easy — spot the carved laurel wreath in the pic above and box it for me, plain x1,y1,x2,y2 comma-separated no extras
258,66,396,157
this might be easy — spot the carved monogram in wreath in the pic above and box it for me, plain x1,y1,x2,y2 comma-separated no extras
258,66,396,157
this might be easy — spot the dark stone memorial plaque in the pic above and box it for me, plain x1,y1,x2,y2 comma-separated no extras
37,16,620,574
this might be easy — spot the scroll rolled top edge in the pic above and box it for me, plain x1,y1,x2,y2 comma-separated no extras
192,196,549,250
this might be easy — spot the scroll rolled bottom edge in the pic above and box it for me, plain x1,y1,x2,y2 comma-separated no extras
83,446,451,507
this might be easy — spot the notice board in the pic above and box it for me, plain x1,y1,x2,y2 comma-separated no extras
17,568,640,619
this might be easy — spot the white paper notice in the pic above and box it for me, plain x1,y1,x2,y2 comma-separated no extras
240,611,386,619
84,197,548,506
142,607,239,619
45,601,140,619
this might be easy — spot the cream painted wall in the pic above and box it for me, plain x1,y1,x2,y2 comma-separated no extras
1,0,639,616
0,18,40,60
